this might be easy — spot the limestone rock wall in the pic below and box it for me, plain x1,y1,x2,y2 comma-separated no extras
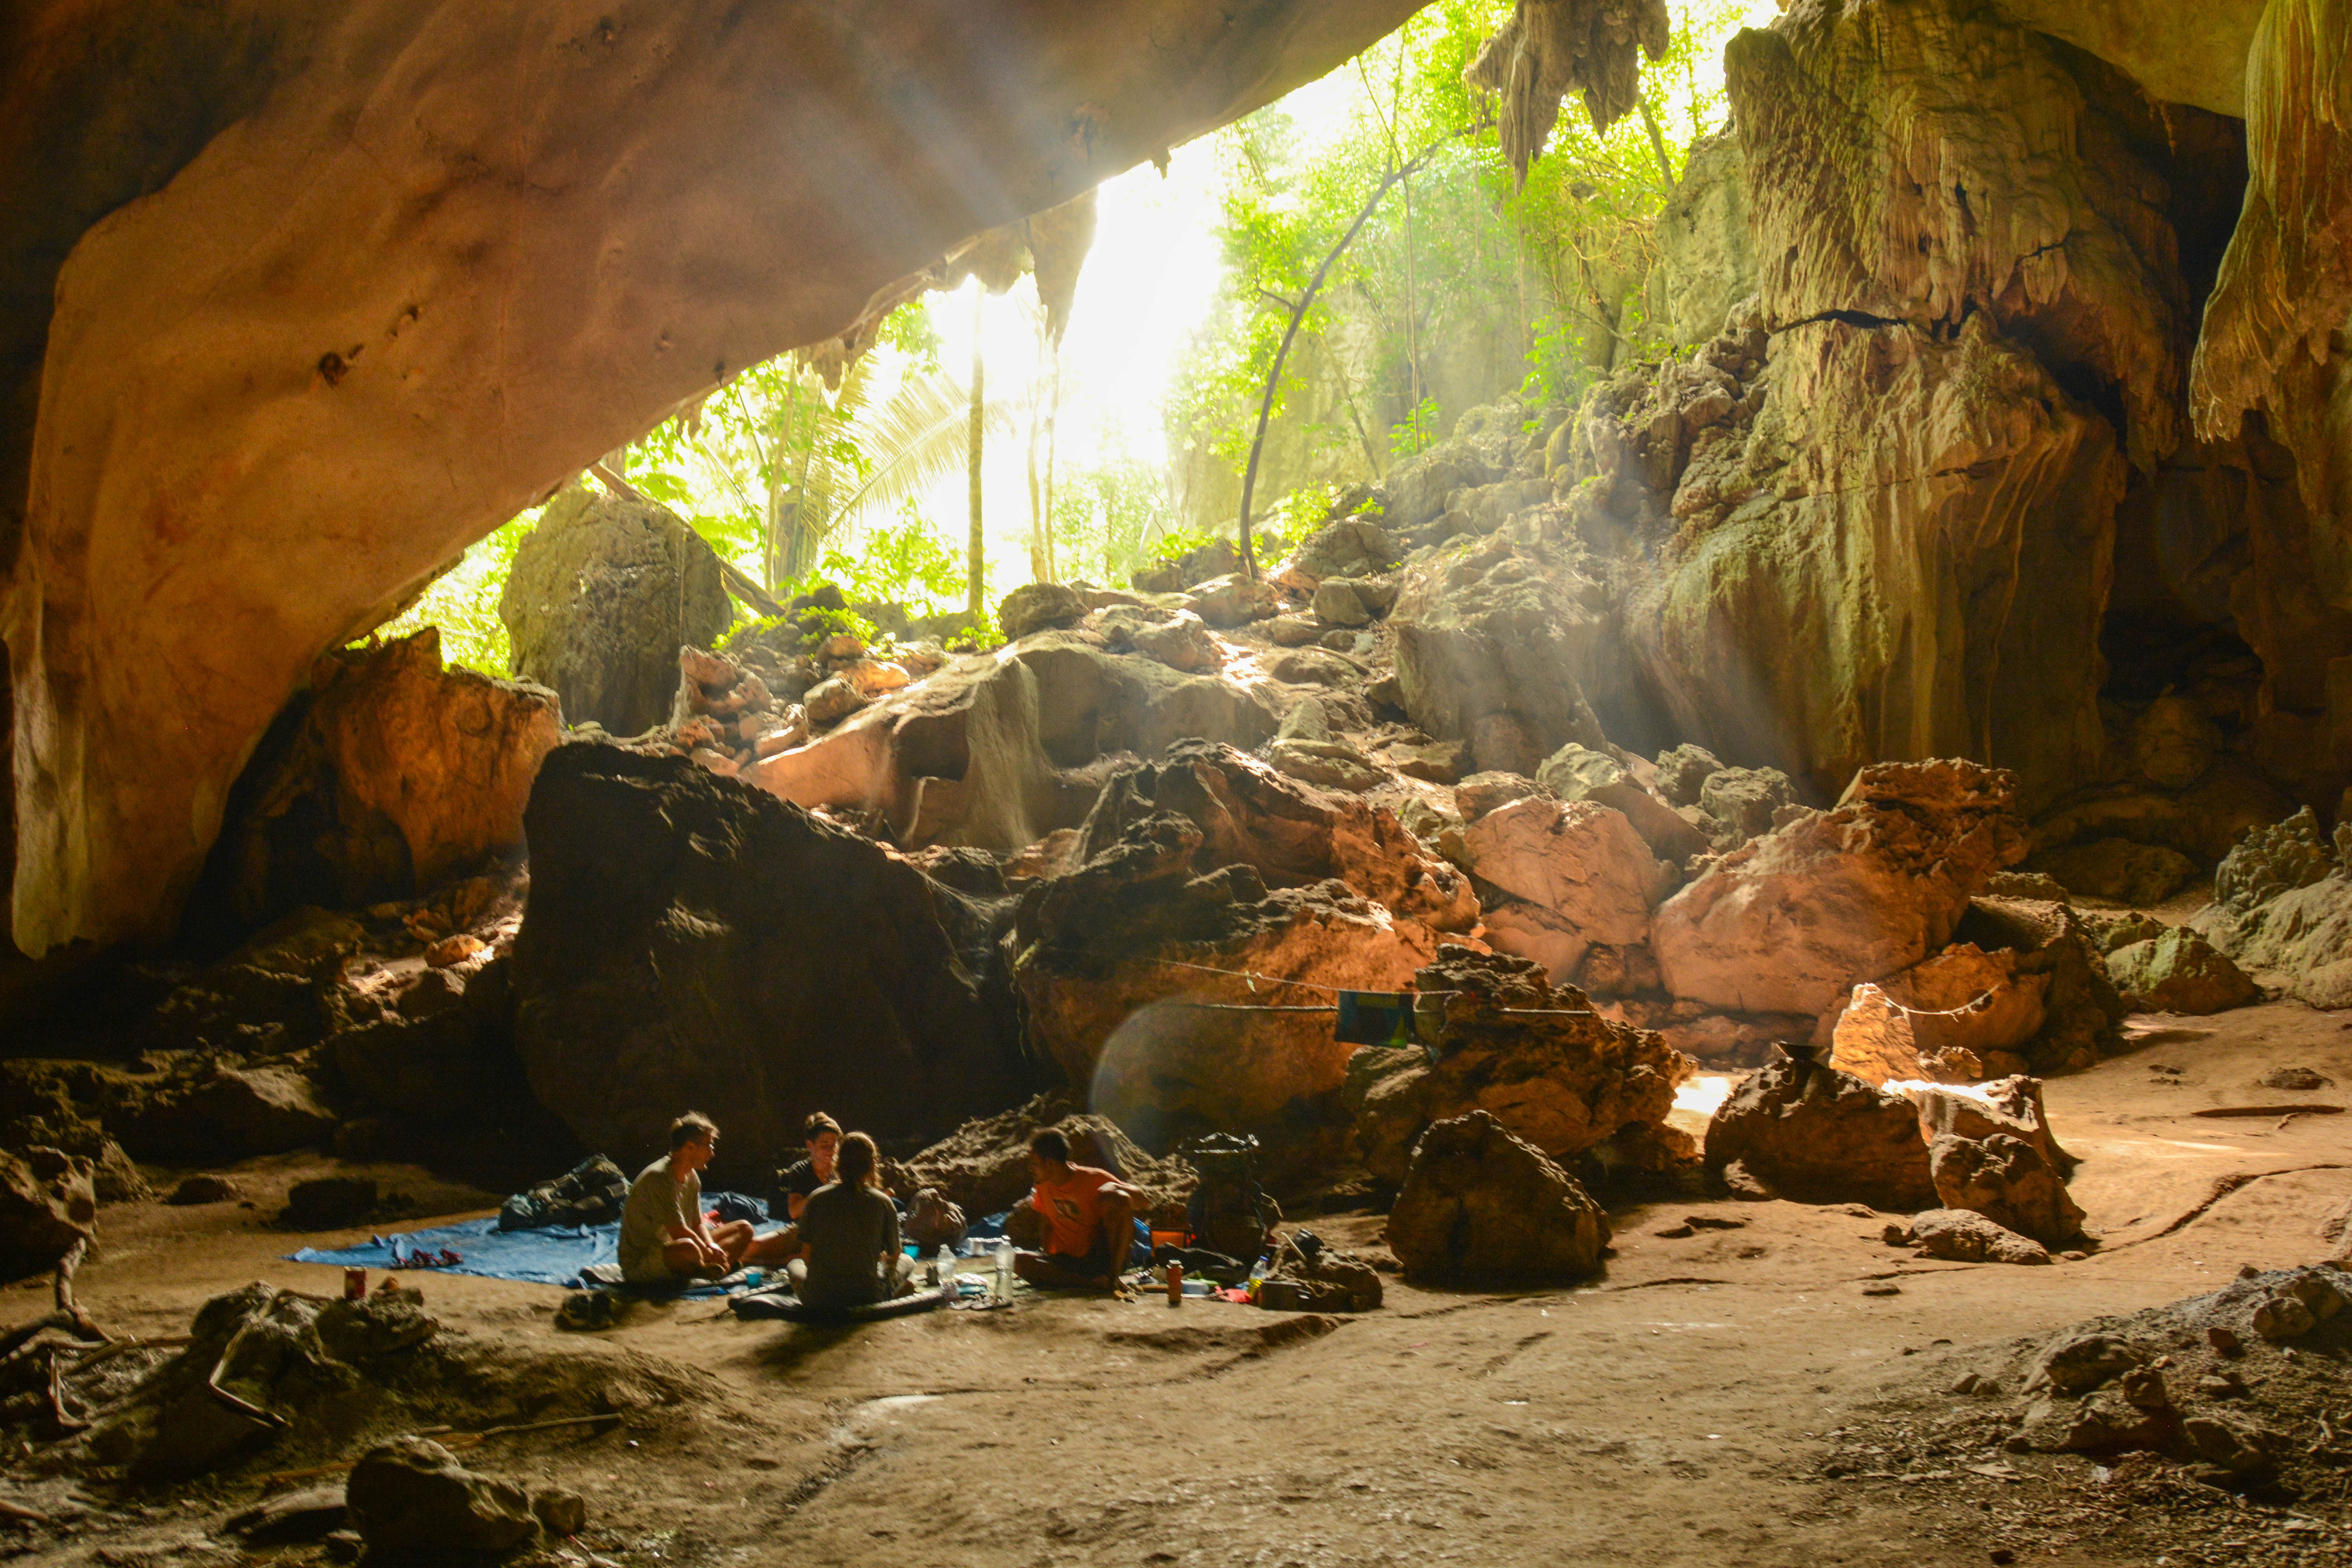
1621,314,2122,809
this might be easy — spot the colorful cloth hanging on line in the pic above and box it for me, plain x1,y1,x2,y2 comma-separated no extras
1334,991,1417,1047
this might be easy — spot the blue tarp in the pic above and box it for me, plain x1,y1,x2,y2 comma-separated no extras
287,1190,770,1294
290,1201,1145,1289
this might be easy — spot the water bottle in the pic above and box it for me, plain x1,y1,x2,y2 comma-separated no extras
993,1238,1014,1301
934,1245,955,1294
1245,1252,1272,1303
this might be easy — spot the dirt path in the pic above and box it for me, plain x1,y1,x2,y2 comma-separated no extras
11,1002,2350,1566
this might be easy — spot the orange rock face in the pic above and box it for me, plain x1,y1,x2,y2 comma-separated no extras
201,630,558,926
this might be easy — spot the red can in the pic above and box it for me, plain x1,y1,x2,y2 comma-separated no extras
343,1267,367,1301
1165,1261,1183,1305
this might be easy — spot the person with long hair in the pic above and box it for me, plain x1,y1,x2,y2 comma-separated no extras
787,1131,916,1308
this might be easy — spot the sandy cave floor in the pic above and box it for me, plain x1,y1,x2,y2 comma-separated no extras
4,1003,2350,1568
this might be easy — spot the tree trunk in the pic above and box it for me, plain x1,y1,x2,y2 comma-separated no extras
1025,314,1047,584
967,287,986,618
1235,131,1461,579
1043,342,1062,584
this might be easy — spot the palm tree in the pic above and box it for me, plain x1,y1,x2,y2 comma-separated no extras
679,350,1014,593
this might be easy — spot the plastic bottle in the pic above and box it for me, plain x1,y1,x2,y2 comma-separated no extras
935,1245,956,1294
1245,1253,1271,1303
993,1238,1014,1301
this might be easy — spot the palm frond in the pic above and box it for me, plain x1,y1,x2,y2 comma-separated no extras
828,369,1019,536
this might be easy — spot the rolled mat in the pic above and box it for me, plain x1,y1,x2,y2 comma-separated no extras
730,1284,954,1323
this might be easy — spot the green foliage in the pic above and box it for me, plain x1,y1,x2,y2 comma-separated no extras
1388,397,1443,459
1056,455,1165,585
624,298,1002,590
878,299,944,372
1147,525,1222,566
373,513,537,675
813,514,963,611
791,603,882,646
1167,0,1750,497
1257,481,1339,561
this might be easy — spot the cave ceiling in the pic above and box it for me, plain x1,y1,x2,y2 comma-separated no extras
1,0,2348,958
0,0,1423,955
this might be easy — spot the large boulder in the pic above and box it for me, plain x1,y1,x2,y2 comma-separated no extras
1007,743,1477,1142
754,636,1277,852
2196,877,2352,1010
2212,807,2339,913
1927,1131,2084,1247
2192,812,2352,1008
1385,1111,1610,1286
194,632,559,931
498,486,731,737
1952,896,2127,1071
1903,1074,2075,1178
1828,944,2049,1085
1697,766,1796,844
1652,760,2027,1022
2036,838,2199,906
124,1065,339,1163
1535,744,1710,863
512,745,1025,1183
1287,518,1397,583
1347,947,1693,1187
347,1437,537,1557
1390,534,1619,777
2106,927,2258,1013
1702,1057,1936,1211
885,1093,1194,1220
1460,798,1667,981
1908,1207,2052,1265
0,1147,94,1280
998,582,1087,640
1131,535,1241,593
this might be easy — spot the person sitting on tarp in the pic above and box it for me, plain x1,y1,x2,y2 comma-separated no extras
1014,1129,1146,1292
619,1111,796,1283
786,1132,915,1308
772,1111,842,1223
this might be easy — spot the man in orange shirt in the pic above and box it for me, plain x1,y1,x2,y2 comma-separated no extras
1013,1129,1145,1291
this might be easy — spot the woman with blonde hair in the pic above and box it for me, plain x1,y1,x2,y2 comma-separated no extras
786,1131,916,1308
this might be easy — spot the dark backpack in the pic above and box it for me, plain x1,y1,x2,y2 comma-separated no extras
1182,1133,1281,1263
498,1155,631,1232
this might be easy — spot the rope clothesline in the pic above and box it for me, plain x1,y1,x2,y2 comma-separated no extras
1127,955,1595,1018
